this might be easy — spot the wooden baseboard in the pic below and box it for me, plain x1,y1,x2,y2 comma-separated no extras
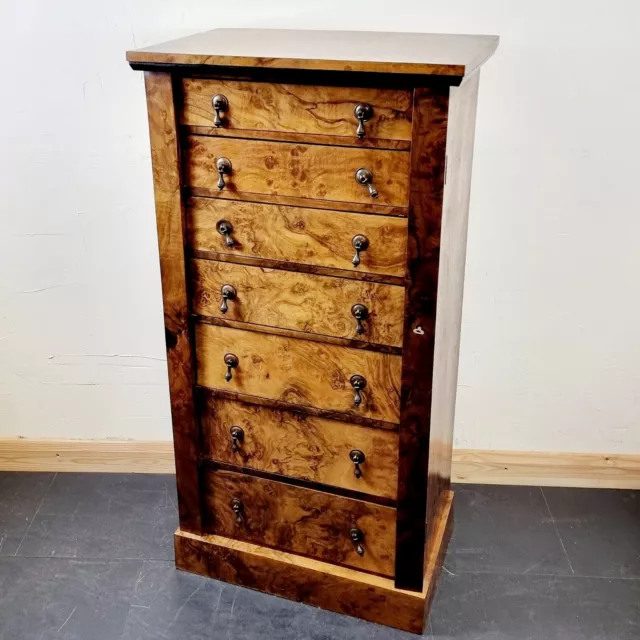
174,490,453,634
0,439,638,489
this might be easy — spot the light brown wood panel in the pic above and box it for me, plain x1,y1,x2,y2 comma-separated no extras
195,323,402,423
191,259,405,347
181,79,412,141
143,72,201,533
202,467,396,575
200,396,399,499
183,136,410,207
187,198,408,278
128,29,500,79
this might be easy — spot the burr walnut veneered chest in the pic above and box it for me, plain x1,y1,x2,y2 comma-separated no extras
127,29,498,634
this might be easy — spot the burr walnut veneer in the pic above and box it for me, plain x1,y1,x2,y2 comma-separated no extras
128,28,497,634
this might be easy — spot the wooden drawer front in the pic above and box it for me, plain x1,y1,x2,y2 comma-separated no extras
187,198,409,278
195,324,402,423
184,136,410,207
181,79,412,142
203,467,396,575
191,260,405,347
200,396,399,499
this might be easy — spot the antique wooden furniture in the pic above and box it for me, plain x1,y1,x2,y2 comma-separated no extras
127,29,498,634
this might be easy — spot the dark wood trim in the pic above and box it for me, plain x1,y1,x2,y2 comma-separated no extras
194,315,403,356
189,249,406,286
181,125,411,151
196,386,398,432
393,87,450,591
185,187,409,218
144,72,202,533
173,490,454,634
201,459,397,508
129,62,463,90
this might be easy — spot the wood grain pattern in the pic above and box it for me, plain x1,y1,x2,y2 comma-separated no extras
183,136,410,207
144,72,201,533
174,491,454,633
191,259,405,347
200,395,399,499
202,467,396,575
394,86,450,591
127,28,499,78
180,79,412,141
428,73,480,559
195,323,402,423
187,197,409,278
187,188,408,217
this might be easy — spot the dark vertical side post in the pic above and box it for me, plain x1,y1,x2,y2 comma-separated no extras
394,85,450,591
144,72,202,533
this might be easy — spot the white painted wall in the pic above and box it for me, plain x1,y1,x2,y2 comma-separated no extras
1,1,639,453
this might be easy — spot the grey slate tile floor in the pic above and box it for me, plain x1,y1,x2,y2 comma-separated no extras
0,473,637,639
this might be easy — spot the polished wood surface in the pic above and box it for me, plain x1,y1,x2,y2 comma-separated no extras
202,467,396,575
174,491,454,633
181,79,412,141
183,136,410,207
127,29,499,78
144,72,201,533
195,323,402,423
191,259,405,347
200,395,399,499
187,197,409,278
394,86,449,591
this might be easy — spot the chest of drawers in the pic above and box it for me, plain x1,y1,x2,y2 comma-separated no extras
128,28,498,634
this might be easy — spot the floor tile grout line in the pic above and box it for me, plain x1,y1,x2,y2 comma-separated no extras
540,486,575,575
424,567,640,581
13,472,57,557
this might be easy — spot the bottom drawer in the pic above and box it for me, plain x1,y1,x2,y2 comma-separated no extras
203,467,396,576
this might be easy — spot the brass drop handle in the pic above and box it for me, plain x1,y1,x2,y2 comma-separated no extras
350,374,367,407
354,103,373,138
355,168,378,199
216,220,235,248
212,94,229,127
230,426,244,453
351,234,369,268
350,528,365,556
349,449,365,479
216,157,232,190
220,284,237,314
351,304,369,335
230,497,244,525
224,353,238,382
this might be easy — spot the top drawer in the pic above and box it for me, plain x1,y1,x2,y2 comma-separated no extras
180,79,413,142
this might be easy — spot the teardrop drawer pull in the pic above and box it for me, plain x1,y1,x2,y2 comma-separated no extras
230,497,244,525
350,374,367,407
230,426,244,453
216,157,232,190
216,220,235,248
351,234,369,268
220,284,237,314
350,527,365,556
351,304,369,335
349,449,366,479
224,353,239,382
212,94,229,127
355,168,378,198
354,103,373,138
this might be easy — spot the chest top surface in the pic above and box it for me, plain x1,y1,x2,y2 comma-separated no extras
127,28,498,78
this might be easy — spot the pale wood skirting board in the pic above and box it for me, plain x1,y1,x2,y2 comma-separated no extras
0,440,638,489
